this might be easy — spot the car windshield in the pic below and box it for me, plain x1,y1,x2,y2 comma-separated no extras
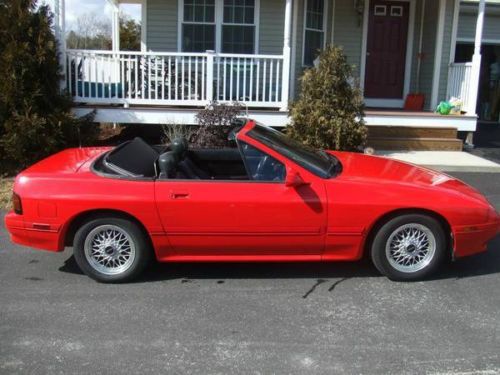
246,125,340,178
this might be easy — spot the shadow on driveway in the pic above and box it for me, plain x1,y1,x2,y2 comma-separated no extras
59,234,500,283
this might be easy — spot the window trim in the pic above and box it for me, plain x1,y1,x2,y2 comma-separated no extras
302,0,328,67
178,0,260,54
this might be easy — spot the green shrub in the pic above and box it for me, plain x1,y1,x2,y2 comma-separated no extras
287,45,367,151
0,0,96,175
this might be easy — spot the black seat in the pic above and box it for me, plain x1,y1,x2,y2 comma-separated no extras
177,157,212,179
158,151,178,179
158,137,188,179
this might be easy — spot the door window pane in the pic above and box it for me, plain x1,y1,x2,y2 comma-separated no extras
222,25,254,53
303,0,325,66
183,24,216,52
303,30,323,66
184,0,215,22
306,0,324,30
182,0,216,52
240,142,286,182
223,0,255,24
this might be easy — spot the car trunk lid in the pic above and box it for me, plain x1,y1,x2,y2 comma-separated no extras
21,148,108,175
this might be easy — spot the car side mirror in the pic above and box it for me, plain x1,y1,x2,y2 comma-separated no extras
285,169,310,188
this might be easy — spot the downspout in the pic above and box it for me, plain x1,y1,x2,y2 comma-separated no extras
416,0,425,93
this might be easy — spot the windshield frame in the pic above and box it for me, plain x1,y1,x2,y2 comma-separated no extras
245,124,341,179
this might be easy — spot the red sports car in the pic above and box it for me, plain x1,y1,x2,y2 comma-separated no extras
5,121,500,282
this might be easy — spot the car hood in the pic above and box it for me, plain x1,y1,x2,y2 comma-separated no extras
20,147,109,175
330,151,489,204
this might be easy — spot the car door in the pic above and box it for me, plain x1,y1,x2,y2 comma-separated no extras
154,142,328,258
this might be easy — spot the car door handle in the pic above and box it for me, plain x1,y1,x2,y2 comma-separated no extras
170,191,190,199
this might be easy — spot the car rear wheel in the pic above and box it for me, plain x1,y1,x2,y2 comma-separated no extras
73,217,151,283
370,214,447,281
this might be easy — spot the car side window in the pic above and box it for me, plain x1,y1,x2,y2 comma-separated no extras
239,142,286,182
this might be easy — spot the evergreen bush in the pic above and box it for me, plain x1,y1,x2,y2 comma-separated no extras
0,0,96,175
287,45,367,151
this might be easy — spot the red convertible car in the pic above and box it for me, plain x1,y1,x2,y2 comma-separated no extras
5,121,500,282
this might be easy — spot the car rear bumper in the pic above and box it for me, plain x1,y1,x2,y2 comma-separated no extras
4,211,62,252
453,219,500,258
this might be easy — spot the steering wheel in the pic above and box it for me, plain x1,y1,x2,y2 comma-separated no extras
254,156,272,180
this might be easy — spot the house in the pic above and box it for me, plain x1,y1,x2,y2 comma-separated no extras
52,0,499,150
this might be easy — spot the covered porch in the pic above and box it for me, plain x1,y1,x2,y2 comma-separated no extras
54,0,487,136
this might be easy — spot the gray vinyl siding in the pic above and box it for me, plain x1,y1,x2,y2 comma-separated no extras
417,0,438,110
410,0,455,110
145,0,286,54
259,0,285,54
332,0,363,78
457,4,500,41
147,0,178,51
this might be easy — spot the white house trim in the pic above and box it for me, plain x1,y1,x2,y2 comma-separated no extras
457,37,500,43
361,0,416,109
54,0,66,90
141,0,147,52
73,107,290,127
467,0,486,114
72,107,477,131
281,0,293,110
430,0,446,110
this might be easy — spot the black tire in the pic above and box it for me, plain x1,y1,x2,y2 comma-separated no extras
370,214,447,281
73,217,152,283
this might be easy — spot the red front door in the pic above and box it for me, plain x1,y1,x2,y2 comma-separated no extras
364,0,409,99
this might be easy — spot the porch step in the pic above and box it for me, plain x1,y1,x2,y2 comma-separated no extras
367,126,458,139
367,137,463,151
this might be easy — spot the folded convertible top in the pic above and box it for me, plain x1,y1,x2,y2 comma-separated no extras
104,137,159,177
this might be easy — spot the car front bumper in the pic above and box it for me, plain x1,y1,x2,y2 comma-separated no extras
453,218,500,258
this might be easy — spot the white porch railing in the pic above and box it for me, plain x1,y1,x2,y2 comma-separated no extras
447,62,474,114
65,50,286,109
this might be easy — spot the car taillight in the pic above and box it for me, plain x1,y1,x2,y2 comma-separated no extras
12,192,22,215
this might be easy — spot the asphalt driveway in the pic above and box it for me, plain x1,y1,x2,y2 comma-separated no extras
1,172,499,374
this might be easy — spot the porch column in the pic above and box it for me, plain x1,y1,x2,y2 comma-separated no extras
54,0,66,91
467,0,486,115
280,0,292,111
111,1,121,52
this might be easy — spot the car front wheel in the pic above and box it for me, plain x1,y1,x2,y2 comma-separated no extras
370,214,448,281
73,217,151,283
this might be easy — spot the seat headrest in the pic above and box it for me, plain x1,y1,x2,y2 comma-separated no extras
158,151,178,179
170,137,188,158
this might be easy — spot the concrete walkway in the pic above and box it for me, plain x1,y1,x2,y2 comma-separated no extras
376,150,500,173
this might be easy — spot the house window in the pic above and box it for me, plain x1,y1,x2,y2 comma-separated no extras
374,5,387,16
390,6,403,17
181,0,257,53
182,0,216,52
303,0,326,66
222,0,255,54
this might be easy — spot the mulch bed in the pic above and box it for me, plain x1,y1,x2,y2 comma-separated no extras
0,178,14,210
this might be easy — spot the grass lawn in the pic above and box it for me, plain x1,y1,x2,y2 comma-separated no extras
0,178,14,211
